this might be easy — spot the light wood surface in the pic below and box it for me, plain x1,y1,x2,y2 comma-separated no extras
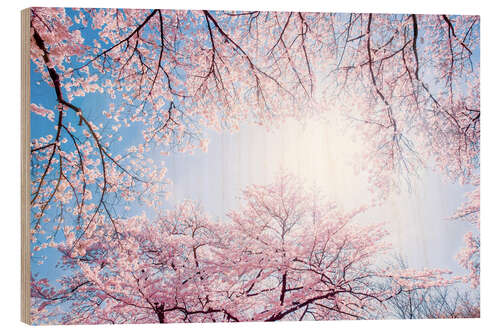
21,7,31,325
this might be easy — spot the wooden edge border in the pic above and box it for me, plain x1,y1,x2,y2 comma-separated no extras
21,7,31,325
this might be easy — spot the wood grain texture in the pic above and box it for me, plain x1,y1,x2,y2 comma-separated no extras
21,8,31,325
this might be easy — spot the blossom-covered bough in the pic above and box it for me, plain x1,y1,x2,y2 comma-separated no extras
28,7,480,324
384,256,480,319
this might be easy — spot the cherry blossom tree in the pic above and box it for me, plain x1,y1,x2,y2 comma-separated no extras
449,175,480,288
387,283,479,319
29,8,479,237
383,255,479,319
31,200,236,324
31,174,456,324
28,7,325,256
220,174,456,321
322,14,480,195
28,7,480,323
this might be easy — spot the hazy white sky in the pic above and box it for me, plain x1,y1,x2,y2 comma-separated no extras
161,114,473,275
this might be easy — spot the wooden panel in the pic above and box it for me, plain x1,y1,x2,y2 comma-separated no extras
21,7,31,325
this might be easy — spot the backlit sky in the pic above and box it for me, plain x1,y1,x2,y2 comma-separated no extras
160,114,474,274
